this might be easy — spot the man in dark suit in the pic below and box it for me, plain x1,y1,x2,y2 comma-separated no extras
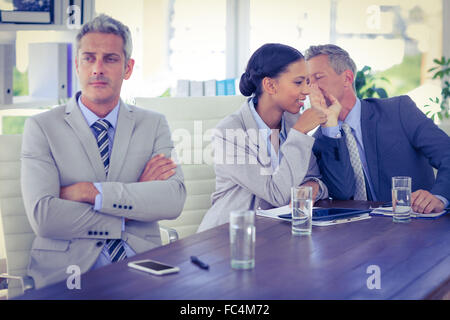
306,44,450,214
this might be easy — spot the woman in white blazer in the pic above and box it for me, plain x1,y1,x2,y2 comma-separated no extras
198,43,329,232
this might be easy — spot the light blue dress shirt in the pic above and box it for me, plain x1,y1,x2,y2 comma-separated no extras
321,99,449,207
77,96,136,270
248,100,288,171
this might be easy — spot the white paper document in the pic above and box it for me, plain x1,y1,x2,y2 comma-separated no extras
370,207,447,219
256,205,372,226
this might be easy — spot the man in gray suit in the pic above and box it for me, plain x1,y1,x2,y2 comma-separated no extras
21,14,186,289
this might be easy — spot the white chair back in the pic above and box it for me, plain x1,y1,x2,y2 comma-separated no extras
135,95,246,238
0,134,35,299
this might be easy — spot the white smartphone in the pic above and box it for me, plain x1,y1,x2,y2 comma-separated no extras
127,259,180,276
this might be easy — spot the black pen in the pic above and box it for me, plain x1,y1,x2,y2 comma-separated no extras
190,256,209,270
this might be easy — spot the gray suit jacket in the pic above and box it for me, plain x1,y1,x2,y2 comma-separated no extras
21,92,186,289
197,100,328,232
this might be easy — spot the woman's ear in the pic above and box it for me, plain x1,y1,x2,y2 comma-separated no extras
262,77,277,95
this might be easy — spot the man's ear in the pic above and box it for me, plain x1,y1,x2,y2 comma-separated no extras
124,58,135,80
343,70,354,89
262,77,277,95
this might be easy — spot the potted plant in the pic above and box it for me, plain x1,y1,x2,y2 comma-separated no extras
424,57,450,129
355,65,390,99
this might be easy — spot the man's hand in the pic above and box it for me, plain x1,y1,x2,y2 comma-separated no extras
60,182,99,205
309,83,341,127
293,108,327,134
411,190,445,214
138,153,177,182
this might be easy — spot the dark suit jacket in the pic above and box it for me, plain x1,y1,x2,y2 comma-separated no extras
313,95,450,202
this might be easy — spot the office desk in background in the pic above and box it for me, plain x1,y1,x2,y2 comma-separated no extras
18,200,450,300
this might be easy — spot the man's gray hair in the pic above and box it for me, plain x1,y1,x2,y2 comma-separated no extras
76,14,132,62
305,44,357,90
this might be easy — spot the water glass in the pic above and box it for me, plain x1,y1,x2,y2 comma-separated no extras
229,210,255,269
392,176,412,223
291,186,313,235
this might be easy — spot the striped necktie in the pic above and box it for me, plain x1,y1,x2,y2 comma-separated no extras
91,119,111,176
91,119,127,263
341,123,367,201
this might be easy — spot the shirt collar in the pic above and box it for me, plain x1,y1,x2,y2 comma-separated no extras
77,95,120,129
340,98,361,131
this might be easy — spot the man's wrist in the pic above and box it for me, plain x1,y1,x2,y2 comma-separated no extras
434,194,448,208
83,182,99,205
321,119,338,128
320,125,341,139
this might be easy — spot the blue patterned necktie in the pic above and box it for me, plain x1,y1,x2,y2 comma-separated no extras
341,123,367,201
91,119,127,263
91,119,111,176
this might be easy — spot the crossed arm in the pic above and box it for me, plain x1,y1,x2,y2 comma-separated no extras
60,154,177,205
21,116,185,240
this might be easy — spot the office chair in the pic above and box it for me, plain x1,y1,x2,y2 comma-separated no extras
0,134,178,299
0,134,35,299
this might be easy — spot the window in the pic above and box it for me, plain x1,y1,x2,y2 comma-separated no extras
250,0,443,115
169,0,227,81
250,0,331,53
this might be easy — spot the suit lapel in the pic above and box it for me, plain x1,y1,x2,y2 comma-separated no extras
241,100,260,146
107,100,135,181
360,99,380,199
64,94,107,181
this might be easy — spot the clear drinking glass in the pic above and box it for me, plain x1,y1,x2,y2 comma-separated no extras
229,210,255,269
392,176,412,223
291,186,313,235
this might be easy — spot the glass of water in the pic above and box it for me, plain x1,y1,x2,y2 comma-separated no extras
392,176,412,223
229,210,255,269
291,186,313,235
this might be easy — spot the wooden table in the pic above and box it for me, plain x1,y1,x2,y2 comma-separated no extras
18,200,450,300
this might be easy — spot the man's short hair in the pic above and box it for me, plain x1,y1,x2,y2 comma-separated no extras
76,14,132,62
305,44,357,90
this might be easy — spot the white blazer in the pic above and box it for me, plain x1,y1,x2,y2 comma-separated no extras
198,100,328,232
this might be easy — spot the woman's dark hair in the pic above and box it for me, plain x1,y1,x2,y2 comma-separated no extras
239,43,304,104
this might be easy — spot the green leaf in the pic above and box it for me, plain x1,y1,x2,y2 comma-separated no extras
361,65,371,73
375,88,388,98
435,71,444,79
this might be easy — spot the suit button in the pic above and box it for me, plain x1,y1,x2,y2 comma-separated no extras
93,231,98,235
118,205,122,209
96,241,103,247
113,204,117,208
123,205,128,209
105,231,109,236
99,232,103,236
128,206,133,210
88,231,93,235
